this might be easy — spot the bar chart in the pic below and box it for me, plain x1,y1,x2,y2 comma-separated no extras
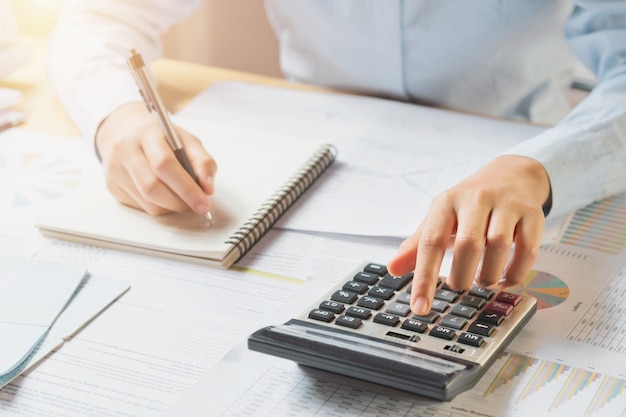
478,352,626,417
560,193,626,255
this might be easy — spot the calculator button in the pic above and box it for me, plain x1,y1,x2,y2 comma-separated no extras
342,281,368,294
450,304,477,319
412,311,440,323
385,302,412,317
477,311,504,325
364,263,387,276
440,315,468,330
353,272,379,285
434,289,459,303
335,315,362,329
345,306,372,319
429,326,456,340
395,292,411,305
468,286,495,299
495,291,522,306
486,301,514,316
440,283,465,293
458,332,485,347
405,276,443,294
374,313,401,327
468,321,496,336
379,272,413,290
430,299,449,313
319,300,344,314
459,295,486,310
368,286,395,300
357,296,385,310
401,319,428,333
331,290,359,304
308,309,335,323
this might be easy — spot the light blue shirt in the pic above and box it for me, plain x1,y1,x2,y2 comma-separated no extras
48,0,626,219
265,0,626,218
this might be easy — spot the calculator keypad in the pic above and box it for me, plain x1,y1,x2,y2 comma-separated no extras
303,262,536,359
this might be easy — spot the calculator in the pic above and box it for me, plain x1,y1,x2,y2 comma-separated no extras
248,261,537,401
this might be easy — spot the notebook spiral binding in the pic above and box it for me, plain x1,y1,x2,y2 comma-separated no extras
225,144,337,258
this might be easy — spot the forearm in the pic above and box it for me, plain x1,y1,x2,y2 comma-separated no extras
503,76,626,218
502,1,626,218
46,0,200,140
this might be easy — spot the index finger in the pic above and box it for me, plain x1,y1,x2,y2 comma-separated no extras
178,128,218,195
410,203,457,315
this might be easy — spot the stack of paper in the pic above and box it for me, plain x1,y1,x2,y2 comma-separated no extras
0,0,29,131
0,87,24,130
0,0,32,79
0,256,129,388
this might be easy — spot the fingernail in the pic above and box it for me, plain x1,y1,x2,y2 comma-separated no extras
412,297,429,315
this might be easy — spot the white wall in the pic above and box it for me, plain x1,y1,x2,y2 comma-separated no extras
162,0,282,78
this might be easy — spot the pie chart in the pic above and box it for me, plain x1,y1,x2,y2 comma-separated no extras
507,270,569,310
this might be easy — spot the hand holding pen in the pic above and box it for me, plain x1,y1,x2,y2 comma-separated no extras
91,52,217,220
92,50,217,222
127,49,214,224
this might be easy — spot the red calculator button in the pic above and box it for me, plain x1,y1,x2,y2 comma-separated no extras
495,291,522,306
486,301,514,316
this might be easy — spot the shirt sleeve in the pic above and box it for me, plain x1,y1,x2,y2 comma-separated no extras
46,0,201,142
501,0,626,218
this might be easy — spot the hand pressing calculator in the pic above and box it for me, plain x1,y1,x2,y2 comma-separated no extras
249,261,537,401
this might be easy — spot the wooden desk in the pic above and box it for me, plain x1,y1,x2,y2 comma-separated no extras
0,38,77,137
0,36,329,139
152,59,329,114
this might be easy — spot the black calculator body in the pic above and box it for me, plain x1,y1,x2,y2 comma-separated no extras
248,262,537,401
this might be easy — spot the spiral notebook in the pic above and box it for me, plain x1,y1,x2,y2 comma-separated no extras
37,119,336,268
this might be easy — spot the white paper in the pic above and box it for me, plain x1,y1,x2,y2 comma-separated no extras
0,127,96,212
0,241,304,416
0,257,87,376
0,272,130,389
177,81,548,238
0,87,21,110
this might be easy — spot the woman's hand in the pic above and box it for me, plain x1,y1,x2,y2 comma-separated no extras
95,102,217,216
388,155,551,315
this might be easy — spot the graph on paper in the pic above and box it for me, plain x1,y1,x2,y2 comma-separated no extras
508,269,569,310
478,352,626,417
222,353,626,417
4,153,82,207
566,262,626,354
0,130,87,209
560,192,626,255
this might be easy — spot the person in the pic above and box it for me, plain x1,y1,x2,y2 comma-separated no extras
47,0,626,316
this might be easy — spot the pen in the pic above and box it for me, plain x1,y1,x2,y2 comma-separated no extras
127,49,213,225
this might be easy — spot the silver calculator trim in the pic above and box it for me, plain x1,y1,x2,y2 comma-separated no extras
296,266,537,366
248,262,537,401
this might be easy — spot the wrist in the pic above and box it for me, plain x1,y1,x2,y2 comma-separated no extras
493,155,552,214
94,102,150,163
